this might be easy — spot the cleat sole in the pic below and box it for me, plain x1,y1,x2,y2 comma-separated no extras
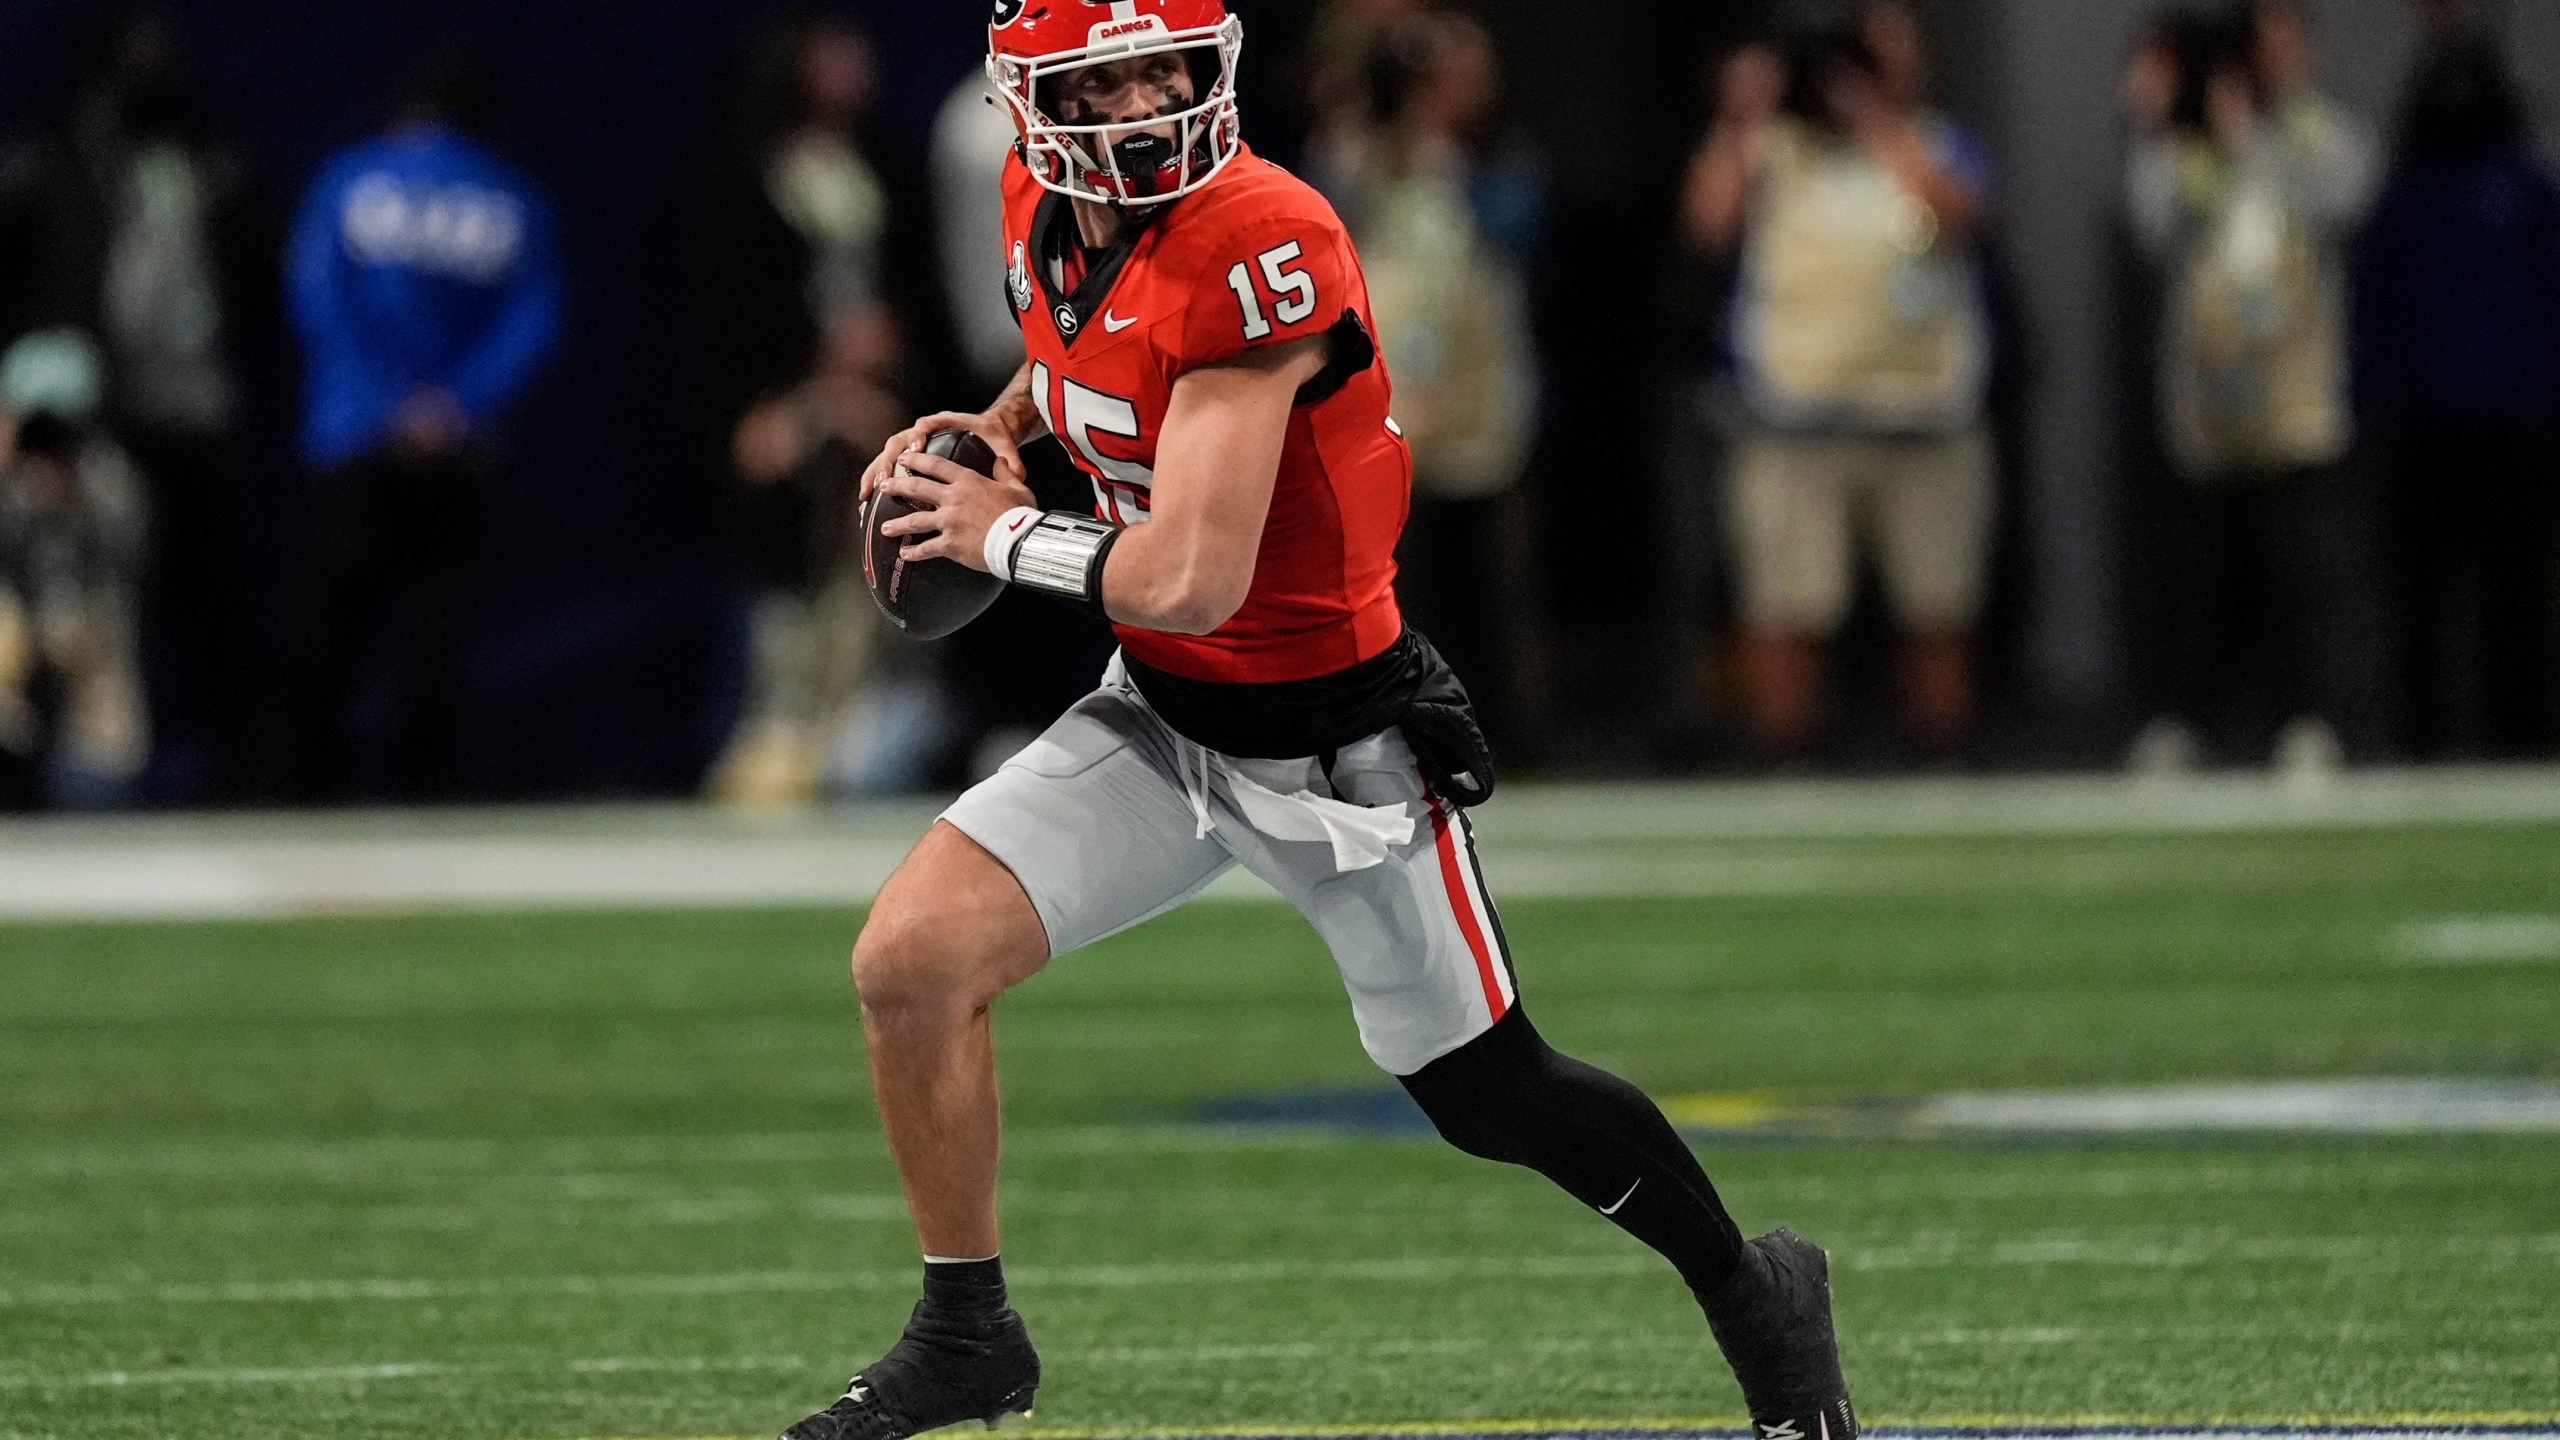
981,1386,1037,1428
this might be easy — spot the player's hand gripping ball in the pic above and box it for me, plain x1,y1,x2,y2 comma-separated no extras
863,429,1007,640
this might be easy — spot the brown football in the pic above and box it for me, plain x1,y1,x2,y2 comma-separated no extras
862,429,1007,641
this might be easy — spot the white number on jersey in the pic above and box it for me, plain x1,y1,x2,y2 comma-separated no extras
1225,239,1317,341
1030,360,1154,524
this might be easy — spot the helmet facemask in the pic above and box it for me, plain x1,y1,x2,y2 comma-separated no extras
991,14,1243,207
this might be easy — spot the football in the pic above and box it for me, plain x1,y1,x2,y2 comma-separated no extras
862,428,1007,641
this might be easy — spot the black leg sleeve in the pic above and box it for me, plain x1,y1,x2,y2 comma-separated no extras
1399,1007,1745,1300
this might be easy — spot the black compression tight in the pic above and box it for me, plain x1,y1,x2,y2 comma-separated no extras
1398,1007,1745,1299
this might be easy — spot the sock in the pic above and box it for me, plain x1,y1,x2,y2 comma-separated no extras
920,1255,1009,1319
1399,1007,1745,1299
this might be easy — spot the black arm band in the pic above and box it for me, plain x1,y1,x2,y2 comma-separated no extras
991,509,1121,618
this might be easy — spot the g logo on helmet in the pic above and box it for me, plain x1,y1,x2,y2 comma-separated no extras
991,0,1026,25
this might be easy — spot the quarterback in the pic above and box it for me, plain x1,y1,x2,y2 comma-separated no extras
781,3,1858,1437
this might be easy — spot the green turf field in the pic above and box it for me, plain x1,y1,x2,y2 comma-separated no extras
4,809,2558,1440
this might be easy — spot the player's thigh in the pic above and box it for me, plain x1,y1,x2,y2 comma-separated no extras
856,820,1053,1008
1241,729,1515,1077
1726,432,1854,633
1874,428,1995,629
940,683,1235,959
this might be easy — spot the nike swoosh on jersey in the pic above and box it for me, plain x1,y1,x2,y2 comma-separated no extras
1599,1179,1641,1215
1102,310,1139,332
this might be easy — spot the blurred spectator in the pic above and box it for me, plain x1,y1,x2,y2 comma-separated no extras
1682,5,1996,763
702,15,887,424
0,9,260,802
698,16,920,807
1313,11,1549,755
0,331,150,809
2356,26,2560,758
932,72,1026,397
277,54,565,802
1303,0,1432,182
2123,0,2376,782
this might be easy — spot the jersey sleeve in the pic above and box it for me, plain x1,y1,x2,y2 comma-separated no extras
1169,205,1358,374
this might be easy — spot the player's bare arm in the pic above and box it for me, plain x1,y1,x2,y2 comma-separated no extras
1095,333,1322,633
876,333,1325,634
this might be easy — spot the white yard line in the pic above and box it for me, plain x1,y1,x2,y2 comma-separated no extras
6,1233,2553,1311
3,1331,2555,1406
0,1180,1545,1238
2394,916,2560,965
0,1255,1656,1309
0,1156,2473,1238
0,1123,1356,1184
0,1107,2537,1192
0,1341,1565,1392
1912,1079,2560,1134
0,1355,805,1391
4,768,2557,920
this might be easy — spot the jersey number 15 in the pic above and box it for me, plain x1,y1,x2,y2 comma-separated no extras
1225,241,1317,341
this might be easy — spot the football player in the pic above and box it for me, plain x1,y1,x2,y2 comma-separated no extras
781,4,1859,1438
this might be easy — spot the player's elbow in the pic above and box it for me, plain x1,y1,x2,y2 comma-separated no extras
1116,549,1248,635
1156,593,1242,637
1131,598,1232,637
1154,568,1249,636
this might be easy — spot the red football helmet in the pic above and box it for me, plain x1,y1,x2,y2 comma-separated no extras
988,0,1245,207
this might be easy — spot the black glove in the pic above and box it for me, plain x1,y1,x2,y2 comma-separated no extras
1402,699,1495,808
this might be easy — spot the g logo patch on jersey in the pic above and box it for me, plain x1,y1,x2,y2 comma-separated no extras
1054,302,1080,336
991,0,1026,26
1008,241,1034,314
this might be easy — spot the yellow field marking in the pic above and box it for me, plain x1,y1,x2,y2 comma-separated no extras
1656,1094,1786,1130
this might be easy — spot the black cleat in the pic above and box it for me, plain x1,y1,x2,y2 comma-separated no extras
781,1300,1040,1440
1704,1227,1859,1440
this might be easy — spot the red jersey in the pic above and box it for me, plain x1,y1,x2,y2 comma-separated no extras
1000,144,1411,685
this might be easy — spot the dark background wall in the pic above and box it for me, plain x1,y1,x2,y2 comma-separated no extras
2,0,1032,796
1,0,1758,792
6,0,2549,794
0,0,1342,796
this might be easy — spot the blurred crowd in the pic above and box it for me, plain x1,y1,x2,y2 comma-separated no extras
1670,0,2557,779
1,0,2555,812
2115,0,2560,779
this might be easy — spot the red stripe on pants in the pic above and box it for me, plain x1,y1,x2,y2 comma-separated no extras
1426,782,1507,1023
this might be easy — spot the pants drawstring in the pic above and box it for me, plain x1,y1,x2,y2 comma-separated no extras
1184,736,1214,840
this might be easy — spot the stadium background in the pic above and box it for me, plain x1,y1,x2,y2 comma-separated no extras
2,2,2558,1439
4,0,2551,792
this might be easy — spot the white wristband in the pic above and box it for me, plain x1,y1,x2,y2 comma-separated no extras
1008,510,1120,604
983,506,1042,582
